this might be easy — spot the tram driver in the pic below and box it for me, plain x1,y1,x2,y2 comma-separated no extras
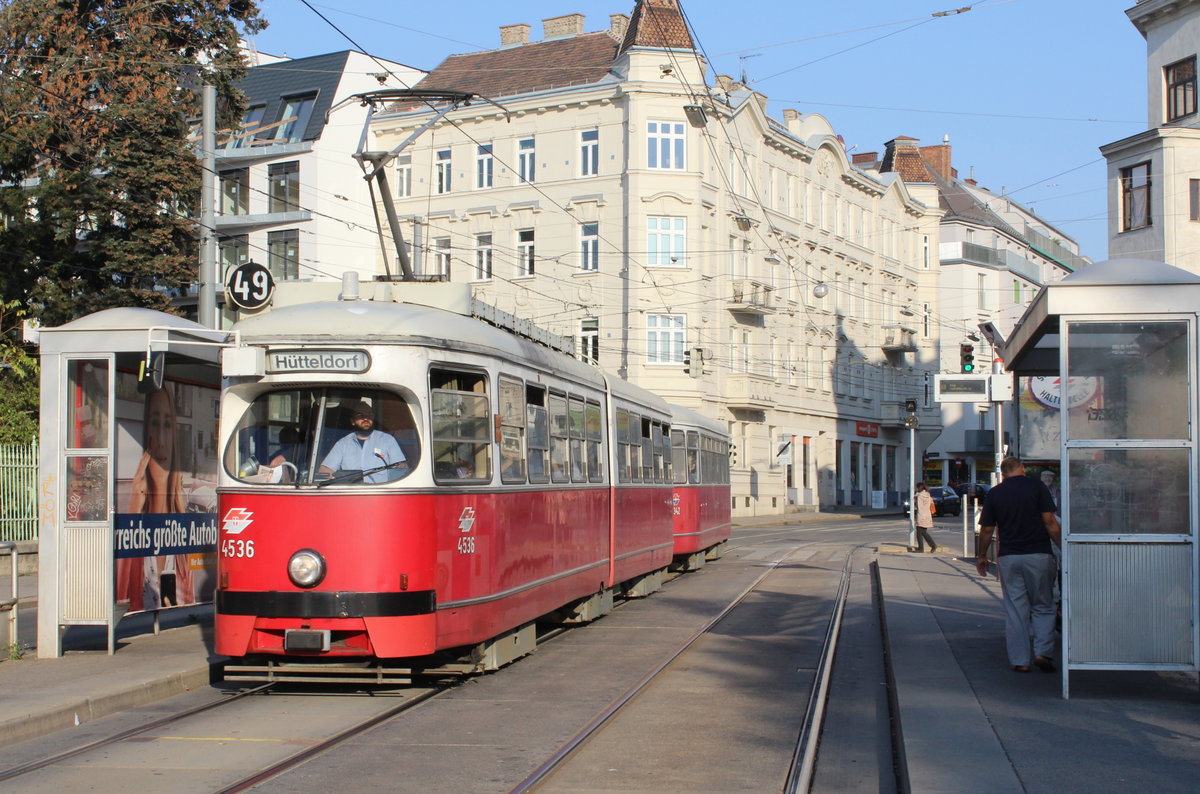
318,400,407,483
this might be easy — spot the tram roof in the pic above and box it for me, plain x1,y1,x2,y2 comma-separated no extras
230,297,670,415
669,403,728,438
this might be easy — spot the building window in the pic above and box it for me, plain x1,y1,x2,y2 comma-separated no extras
517,229,535,277
1120,162,1151,231
435,149,452,194
219,168,248,215
271,94,315,142
647,121,685,170
396,154,412,198
580,222,599,271
518,138,536,183
1190,179,1200,221
1166,56,1196,122
580,129,599,177
474,233,492,281
476,144,493,189
977,272,987,311
646,216,685,266
219,235,248,270
1013,278,1021,304
580,317,599,364
267,229,299,280
433,237,451,278
227,105,266,149
268,161,300,213
646,314,685,364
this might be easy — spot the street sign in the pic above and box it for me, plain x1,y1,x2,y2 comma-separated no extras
226,261,275,310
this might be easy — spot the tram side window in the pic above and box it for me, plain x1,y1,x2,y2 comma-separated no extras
430,368,490,482
568,395,586,482
527,385,549,483
499,377,526,483
688,431,700,484
671,430,686,485
549,392,569,482
616,409,630,483
641,417,654,482
658,422,672,483
585,400,604,483
627,411,642,483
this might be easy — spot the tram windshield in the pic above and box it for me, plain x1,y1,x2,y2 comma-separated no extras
225,388,419,486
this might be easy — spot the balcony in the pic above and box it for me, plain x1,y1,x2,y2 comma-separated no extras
214,209,312,232
881,325,917,353
727,279,776,315
724,372,775,410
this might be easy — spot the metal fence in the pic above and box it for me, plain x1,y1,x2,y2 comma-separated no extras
0,443,37,542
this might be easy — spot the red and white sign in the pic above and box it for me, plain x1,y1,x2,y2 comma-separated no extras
856,421,880,438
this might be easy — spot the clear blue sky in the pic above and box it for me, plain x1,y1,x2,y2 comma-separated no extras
249,0,1147,263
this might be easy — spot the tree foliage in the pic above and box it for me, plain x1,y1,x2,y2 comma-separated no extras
0,0,265,326
0,301,38,443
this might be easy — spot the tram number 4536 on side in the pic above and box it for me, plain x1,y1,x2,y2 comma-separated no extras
221,538,256,558
457,536,476,554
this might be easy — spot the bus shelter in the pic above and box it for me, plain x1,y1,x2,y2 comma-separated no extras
37,308,226,657
1001,259,1199,697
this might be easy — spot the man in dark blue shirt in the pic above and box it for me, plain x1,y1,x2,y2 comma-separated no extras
977,456,1062,673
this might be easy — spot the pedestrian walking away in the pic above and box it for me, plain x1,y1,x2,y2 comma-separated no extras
912,482,937,553
976,456,1062,673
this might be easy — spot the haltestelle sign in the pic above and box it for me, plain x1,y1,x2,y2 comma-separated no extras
1027,376,1098,410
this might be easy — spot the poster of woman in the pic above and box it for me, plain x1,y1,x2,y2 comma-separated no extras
114,375,219,613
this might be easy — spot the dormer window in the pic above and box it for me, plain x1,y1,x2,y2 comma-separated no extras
1166,57,1196,122
270,93,316,142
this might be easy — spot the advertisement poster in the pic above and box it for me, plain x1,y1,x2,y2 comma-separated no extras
113,371,219,613
1017,375,1101,461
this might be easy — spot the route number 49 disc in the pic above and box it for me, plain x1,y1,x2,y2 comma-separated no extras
226,262,275,310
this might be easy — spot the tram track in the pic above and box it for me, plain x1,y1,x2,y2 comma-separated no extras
510,541,871,794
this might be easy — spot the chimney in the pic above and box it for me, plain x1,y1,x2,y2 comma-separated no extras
543,13,585,39
852,152,878,164
500,23,530,47
919,144,952,179
782,108,800,121
715,74,736,93
609,13,629,41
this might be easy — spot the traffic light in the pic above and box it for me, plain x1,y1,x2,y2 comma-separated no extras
959,342,976,373
683,347,702,377
683,348,692,375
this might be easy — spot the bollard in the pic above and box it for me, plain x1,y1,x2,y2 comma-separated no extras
1,541,17,652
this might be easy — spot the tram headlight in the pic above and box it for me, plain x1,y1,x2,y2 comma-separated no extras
288,549,326,588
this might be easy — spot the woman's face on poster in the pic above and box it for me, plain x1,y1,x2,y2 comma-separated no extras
148,389,176,469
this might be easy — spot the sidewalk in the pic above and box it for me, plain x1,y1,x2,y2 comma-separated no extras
879,550,1200,792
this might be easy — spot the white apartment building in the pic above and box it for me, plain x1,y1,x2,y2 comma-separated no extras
365,1,942,517
213,50,425,322
857,138,1084,486
1102,0,1200,272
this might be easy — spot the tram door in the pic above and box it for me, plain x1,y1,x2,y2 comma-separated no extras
1061,318,1198,695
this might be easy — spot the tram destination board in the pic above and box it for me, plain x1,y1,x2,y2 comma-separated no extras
934,373,990,403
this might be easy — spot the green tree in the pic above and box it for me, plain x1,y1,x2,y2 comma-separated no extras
0,301,38,443
0,0,265,326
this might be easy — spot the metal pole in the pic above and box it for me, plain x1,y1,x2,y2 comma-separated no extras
198,84,217,328
993,357,1004,484
908,423,916,550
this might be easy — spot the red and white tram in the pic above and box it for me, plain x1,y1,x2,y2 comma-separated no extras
668,405,732,570
215,286,706,676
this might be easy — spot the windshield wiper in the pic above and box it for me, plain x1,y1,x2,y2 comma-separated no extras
315,461,400,488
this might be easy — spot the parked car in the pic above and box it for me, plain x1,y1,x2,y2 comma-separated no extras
928,486,962,516
954,482,992,501
903,485,963,517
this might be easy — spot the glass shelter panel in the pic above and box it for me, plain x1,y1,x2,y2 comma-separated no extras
1067,448,1190,535
1066,321,1189,441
